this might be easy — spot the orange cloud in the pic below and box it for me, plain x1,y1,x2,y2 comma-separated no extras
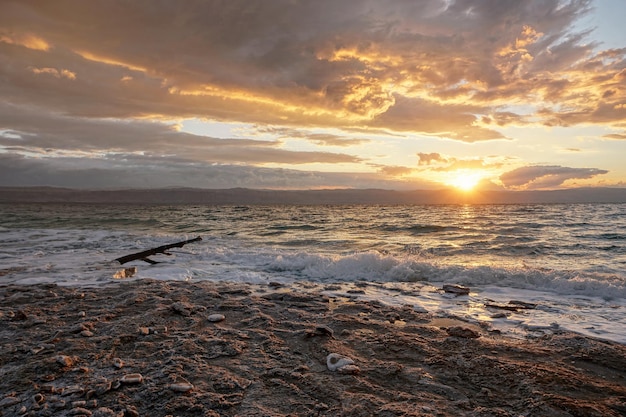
30,67,76,80
0,32,49,51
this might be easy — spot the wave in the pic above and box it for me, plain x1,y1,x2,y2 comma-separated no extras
377,224,461,234
264,251,626,300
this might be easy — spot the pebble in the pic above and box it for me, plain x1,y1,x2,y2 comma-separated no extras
171,301,193,316
208,313,225,322
442,284,470,295
0,396,20,408
92,407,121,417
169,383,194,392
61,385,85,396
138,327,150,335
120,373,143,384
56,355,75,367
30,346,46,354
81,330,94,337
112,358,124,369
69,323,89,333
69,407,92,416
446,326,481,339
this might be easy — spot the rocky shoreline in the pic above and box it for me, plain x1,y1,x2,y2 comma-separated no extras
1,279,625,416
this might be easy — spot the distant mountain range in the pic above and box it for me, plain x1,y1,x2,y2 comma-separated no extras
1,186,626,204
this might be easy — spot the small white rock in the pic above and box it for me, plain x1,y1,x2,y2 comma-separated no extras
112,358,124,369
326,353,357,372
207,314,225,323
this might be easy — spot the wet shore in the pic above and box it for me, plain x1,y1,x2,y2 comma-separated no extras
1,279,625,416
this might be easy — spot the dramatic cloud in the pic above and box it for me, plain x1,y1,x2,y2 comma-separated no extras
1,0,621,134
500,165,609,189
0,102,361,166
0,153,434,190
0,0,624,190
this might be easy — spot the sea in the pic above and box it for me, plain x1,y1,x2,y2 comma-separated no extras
1,203,625,344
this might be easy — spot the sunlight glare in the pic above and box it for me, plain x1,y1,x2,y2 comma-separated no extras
450,172,482,191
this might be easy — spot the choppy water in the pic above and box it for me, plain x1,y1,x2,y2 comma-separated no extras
1,203,625,343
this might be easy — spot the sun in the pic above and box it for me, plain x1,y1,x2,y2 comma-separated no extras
449,172,482,192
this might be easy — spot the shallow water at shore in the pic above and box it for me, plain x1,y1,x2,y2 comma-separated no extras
1,202,625,343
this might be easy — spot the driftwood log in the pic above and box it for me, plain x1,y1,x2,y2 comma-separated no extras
115,236,202,265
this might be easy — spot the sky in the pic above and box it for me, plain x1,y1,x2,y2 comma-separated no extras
0,0,625,192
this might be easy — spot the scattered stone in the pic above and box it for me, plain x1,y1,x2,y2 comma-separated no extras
0,396,20,408
56,354,75,367
30,346,46,355
509,300,537,309
169,383,194,392
120,373,143,384
61,385,85,396
138,327,150,335
306,325,335,338
40,385,56,394
113,267,137,279
92,407,122,417
171,301,193,316
94,380,112,396
150,325,167,334
124,406,139,417
81,330,94,337
207,313,226,322
446,326,480,339
112,358,124,369
69,407,93,416
442,284,470,295
486,303,523,311
69,323,89,333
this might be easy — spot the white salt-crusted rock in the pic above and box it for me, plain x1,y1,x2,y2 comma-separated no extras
326,353,359,373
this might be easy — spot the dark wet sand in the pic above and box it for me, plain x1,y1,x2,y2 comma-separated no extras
1,279,625,416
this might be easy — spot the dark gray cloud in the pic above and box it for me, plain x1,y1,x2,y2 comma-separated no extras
1,0,620,133
0,153,435,190
0,102,361,165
